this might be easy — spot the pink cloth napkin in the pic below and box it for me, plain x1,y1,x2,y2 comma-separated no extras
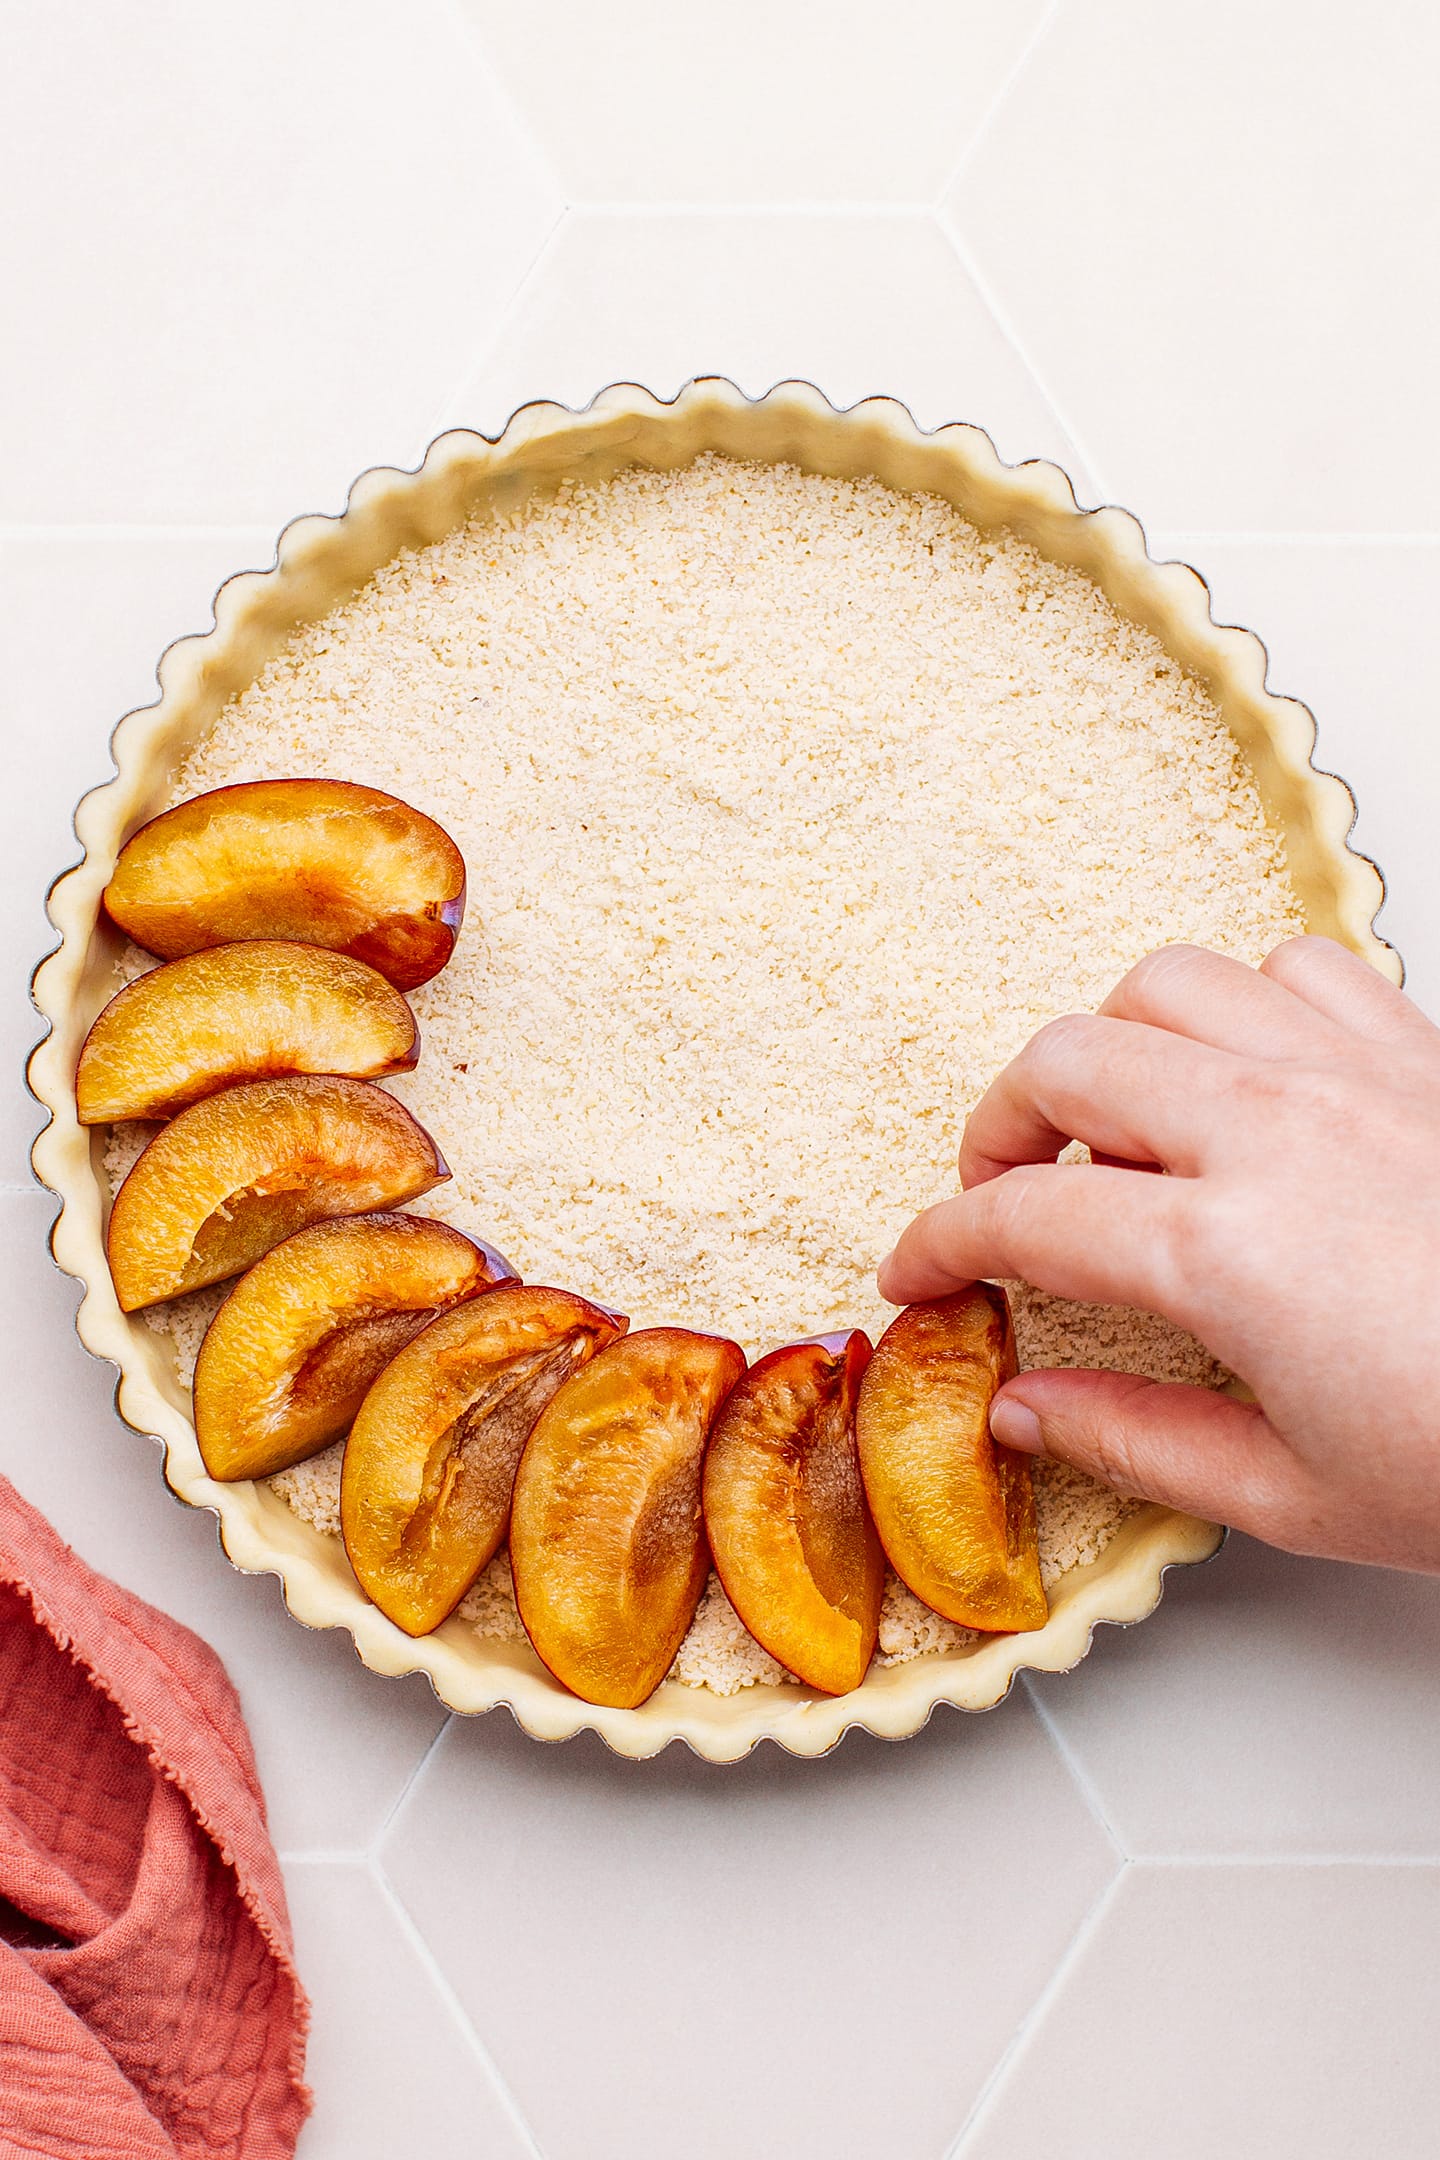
0,1475,310,2158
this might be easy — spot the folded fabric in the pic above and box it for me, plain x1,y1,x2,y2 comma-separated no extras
0,1474,310,2158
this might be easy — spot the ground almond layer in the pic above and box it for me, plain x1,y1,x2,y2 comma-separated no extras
113,455,1301,1693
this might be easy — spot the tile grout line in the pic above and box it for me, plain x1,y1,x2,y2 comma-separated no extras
1138,1852,1440,1869
565,199,943,217
1150,531,1440,547
426,0,574,447
436,0,568,204
371,1862,550,2160
1020,1674,1129,1864
0,525,280,542
933,203,1112,505
944,1865,1127,2159
430,202,575,438
929,0,1105,496
274,1849,370,1868
935,0,1068,204
367,1713,455,1860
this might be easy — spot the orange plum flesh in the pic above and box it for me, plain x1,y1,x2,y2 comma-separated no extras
105,1073,448,1311
103,778,466,990
342,1285,628,1637
194,1213,514,1482
76,940,418,1124
510,1328,746,1709
704,1330,883,1694
855,1287,1046,1633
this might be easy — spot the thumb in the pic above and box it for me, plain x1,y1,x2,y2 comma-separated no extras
989,1368,1307,1541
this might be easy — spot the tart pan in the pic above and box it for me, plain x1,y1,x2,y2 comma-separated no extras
27,379,1396,1762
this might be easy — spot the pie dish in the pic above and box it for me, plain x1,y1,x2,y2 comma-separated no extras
27,379,1396,1760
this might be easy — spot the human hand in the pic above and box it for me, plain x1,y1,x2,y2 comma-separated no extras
877,937,1440,1571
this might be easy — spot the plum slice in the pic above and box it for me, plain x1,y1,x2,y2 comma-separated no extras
342,1285,628,1636
77,940,419,1124
106,1073,449,1311
103,778,466,990
195,1213,514,1481
510,1328,746,1708
703,1330,883,1694
855,1287,1046,1633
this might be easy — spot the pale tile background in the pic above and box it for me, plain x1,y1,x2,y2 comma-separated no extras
2,3,1438,2154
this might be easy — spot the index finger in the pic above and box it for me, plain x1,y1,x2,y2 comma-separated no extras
1099,942,1337,1057
1261,935,1433,1045
877,1159,1192,1315
957,1013,1231,1189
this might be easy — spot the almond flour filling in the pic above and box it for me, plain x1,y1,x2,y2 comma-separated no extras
114,454,1301,1693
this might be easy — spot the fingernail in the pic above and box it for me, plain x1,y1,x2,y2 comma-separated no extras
990,1397,1045,1456
875,1249,899,1300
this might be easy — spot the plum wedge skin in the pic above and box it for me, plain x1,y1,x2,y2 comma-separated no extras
342,1286,628,1637
855,1287,1046,1633
106,1073,449,1311
510,1328,746,1709
195,1213,514,1481
704,1330,884,1695
76,940,419,1123
103,777,466,991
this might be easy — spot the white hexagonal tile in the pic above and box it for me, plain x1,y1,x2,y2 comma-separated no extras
382,1700,1117,2160
451,209,1095,487
0,0,561,524
0,1191,448,1853
3,529,271,1183
960,1862,1440,2158
1026,1534,1440,1859
285,1860,534,2158
1146,537,1440,1019
460,0,1052,204
946,0,1440,532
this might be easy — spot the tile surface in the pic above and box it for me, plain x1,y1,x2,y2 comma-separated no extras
462,0,1052,203
1147,538,1440,1016
949,0,1440,532
4,6,1440,2156
382,1704,1117,2160
452,210,1092,487
0,0,560,525
1,531,271,1182
1027,1534,1440,1859
961,1864,1440,2158
284,1861,532,2160
0,1190,447,1854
